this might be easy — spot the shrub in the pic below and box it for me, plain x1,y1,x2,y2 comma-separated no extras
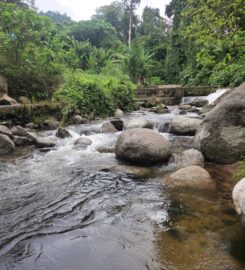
209,59,245,87
54,71,136,119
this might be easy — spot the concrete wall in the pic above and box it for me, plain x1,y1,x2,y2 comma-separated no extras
136,85,217,106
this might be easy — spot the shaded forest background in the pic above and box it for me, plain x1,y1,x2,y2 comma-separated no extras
0,0,244,115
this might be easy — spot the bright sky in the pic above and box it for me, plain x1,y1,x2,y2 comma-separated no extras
35,0,171,21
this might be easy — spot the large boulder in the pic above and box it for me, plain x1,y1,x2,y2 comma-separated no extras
0,134,15,154
124,117,155,130
170,149,204,169
0,75,18,105
115,128,171,165
232,178,245,226
195,83,245,164
166,165,215,190
170,116,202,135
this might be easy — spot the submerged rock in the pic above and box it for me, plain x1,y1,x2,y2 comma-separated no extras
96,146,115,153
153,103,169,114
178,104,192,111
195,82,245,164
124,117,155,130
115,128,171,165
232,178,245,226
74,137,92,148
166,165,215,190
170,116,202,136
0,134,15,154
27,132,56,148
170,149,204,169
56,128,71,139
188,99,208,107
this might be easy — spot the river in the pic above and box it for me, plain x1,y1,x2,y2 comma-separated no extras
0,94,245,270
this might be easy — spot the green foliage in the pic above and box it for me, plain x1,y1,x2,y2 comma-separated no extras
54,71,136,118
123,41,155,83
209,58,245,87
0,2,64,98
40,11,72,24
165,0,245,86
67,19,122,49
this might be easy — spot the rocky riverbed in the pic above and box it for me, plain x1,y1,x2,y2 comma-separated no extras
0,85,244,270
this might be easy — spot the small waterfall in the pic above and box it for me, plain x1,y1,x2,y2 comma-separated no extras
181,88,229,105
206,88,228,104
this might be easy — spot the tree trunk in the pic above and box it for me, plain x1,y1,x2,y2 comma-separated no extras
128,3,132,47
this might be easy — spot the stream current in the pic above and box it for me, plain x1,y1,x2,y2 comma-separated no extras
0,92,245,270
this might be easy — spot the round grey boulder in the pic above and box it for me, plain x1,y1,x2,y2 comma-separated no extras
115,128,171,165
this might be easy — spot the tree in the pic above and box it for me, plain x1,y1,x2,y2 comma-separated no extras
139,6,166,36
0,0,35,8
0,2,64,98
123,0,141,46
67,19,121,49
93,1,124,40
40,11,72,24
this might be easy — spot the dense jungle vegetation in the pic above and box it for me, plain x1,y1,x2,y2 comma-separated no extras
0,0,244,116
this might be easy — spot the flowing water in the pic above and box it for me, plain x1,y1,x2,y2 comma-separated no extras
181,88,228,105
0,103,244,270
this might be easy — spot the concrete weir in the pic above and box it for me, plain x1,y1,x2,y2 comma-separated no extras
136,85,217,106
